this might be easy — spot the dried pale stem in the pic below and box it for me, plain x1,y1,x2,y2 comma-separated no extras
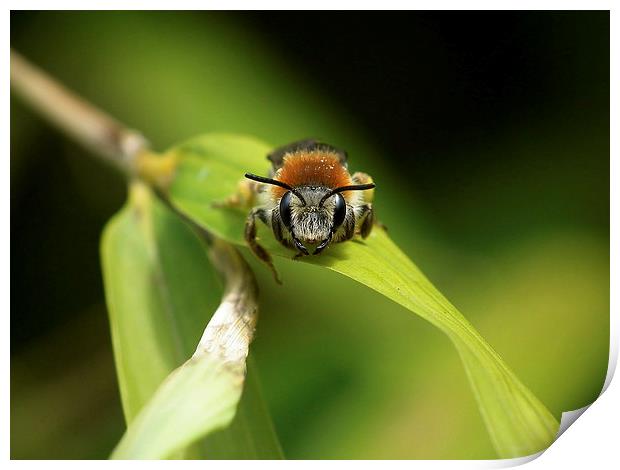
10,49,148,172
195,238,259,368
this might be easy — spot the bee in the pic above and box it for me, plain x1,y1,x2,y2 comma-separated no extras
244,139,376,282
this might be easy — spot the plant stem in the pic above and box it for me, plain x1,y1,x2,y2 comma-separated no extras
10,49,148,173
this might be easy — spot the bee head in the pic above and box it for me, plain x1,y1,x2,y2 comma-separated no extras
245,173,374,255
277,188,345,253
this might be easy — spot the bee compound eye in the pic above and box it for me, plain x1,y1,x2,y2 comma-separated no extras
279,191,293,230
332,193,346,229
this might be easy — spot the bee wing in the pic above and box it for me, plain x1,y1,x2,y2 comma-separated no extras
267,139,348,172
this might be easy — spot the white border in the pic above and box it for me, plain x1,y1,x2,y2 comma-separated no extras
5,2,616,467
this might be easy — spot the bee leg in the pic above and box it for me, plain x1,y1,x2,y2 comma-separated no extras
352,173,385,231
245,208,282,284
213,179,257,209
357,204,375,238
351,172,375,204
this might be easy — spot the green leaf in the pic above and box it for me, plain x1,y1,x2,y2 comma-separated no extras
101,182,282,458
100,183,221,422
164,133,560,458
111,350,242,459
201,355,284,459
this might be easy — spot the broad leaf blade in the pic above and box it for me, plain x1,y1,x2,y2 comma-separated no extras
308,229,559,457
167,134,270,244
202,355,284,459
101,183,221,422
101,182,282,458
164,133,560,458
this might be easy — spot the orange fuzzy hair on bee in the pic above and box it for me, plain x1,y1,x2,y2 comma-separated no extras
271,150,352,200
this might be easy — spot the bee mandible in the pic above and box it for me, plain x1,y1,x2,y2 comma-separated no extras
243,139,376,282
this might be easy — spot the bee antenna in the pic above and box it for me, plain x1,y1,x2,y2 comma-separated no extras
319,183,376,207
245,173,307,205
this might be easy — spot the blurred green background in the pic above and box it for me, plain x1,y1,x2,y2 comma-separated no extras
10,11,609,459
